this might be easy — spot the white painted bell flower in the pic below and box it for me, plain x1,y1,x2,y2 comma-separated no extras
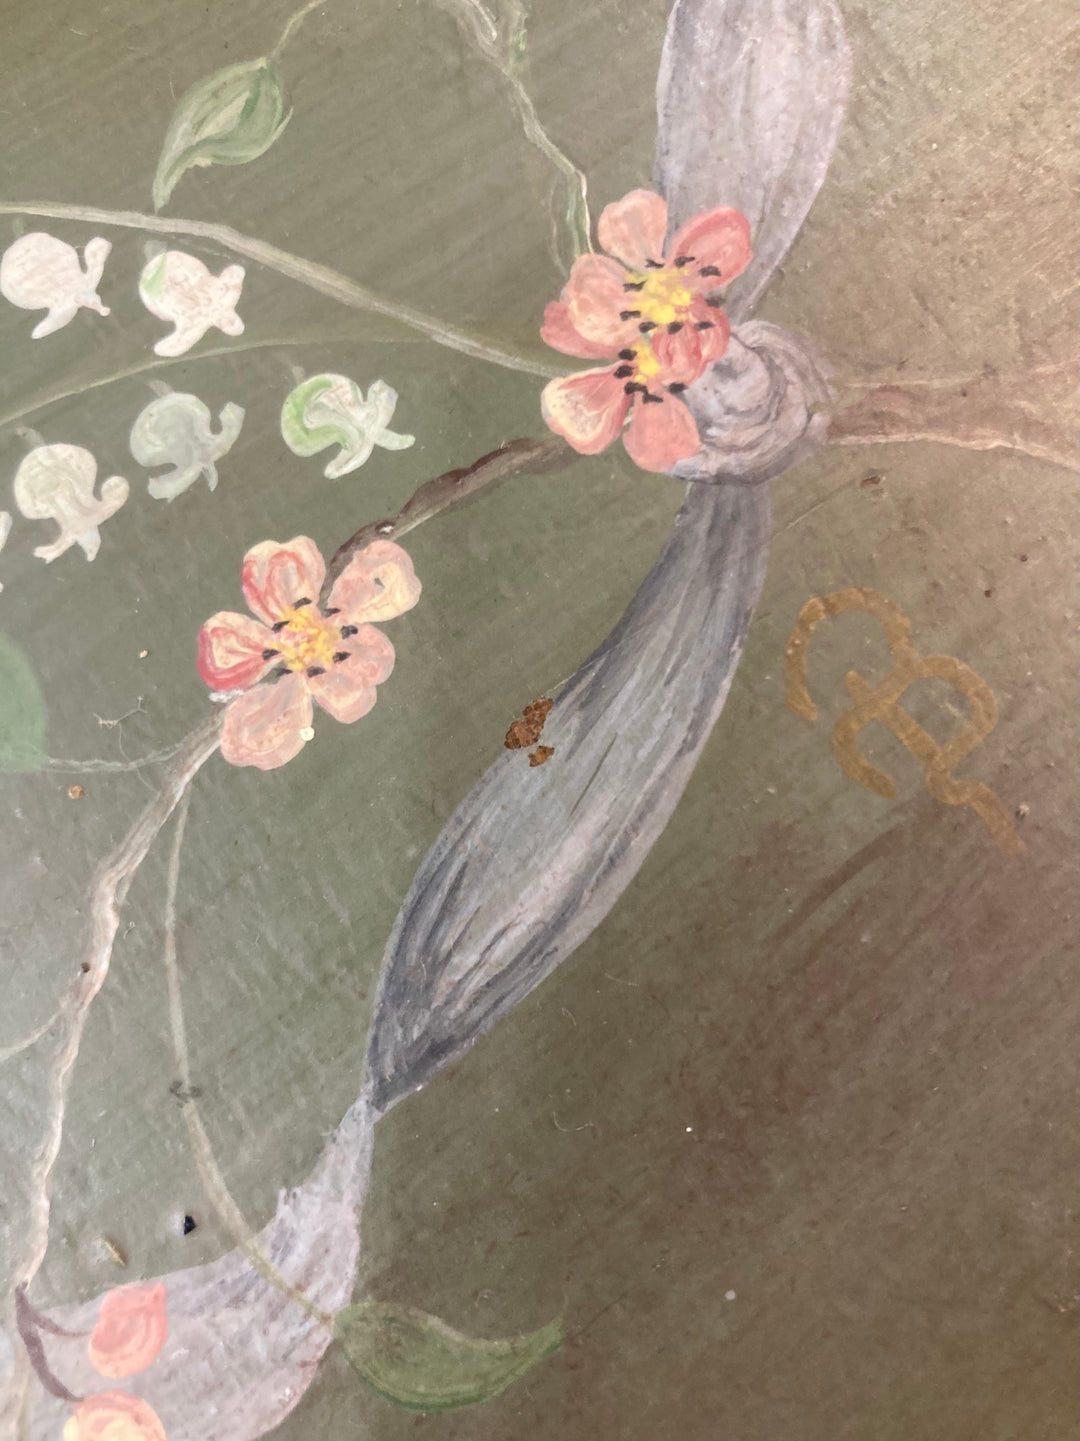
138,250,245,357
0,232,111,339
129,390,245,501
13,443,129,563
280,374,415,478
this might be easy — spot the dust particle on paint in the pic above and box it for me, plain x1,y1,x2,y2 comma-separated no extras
139,649,149,659
725,1290,736,1301
68,784,85,800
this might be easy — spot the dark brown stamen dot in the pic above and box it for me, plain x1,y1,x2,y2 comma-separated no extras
699,265,722,277
271,619,289,632
705,297,723,307
272,664,291,677
674,254,695,267
623,280,646,292
644,258,664,269
641,391,664,405
614,364,635,378
620,309,642,320
324,606,341,616
667,321,684,334
695,320,715,330
638,320,658,333
624,381,648,395
340,624,359,638
293,597,312,608
306,666,326,677
333,651,350,664
617,348,636,360
667,382,688,394
261,648,280,660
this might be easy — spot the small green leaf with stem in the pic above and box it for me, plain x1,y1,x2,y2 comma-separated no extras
152,58,291,212
334,1299,562,1411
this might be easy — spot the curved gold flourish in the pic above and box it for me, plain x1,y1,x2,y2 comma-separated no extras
785,587,1024,857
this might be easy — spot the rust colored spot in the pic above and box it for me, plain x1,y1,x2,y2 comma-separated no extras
68,784,85,800
859,474,882,488
504,697,553,750
529,745,555,767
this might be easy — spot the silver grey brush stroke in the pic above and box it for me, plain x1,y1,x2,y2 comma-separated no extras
657,0,851,322
365,0,851,1112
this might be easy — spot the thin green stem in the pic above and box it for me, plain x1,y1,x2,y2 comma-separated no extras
269,0,327,60
161,794,335,1330
433,0,591,261
0,202,563,380
0,331,417,435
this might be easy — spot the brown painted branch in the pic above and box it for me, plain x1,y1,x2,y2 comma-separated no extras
827,363,1077,472
322,434,573,598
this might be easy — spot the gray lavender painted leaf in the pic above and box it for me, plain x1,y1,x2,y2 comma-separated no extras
656,0,852,322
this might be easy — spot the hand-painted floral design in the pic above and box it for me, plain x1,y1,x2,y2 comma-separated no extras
63,1392,168,1441
88,1282,168,1379
198,536,421,770
540,188,752,471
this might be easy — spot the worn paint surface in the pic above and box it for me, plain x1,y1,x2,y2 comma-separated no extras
0,0,1076,1438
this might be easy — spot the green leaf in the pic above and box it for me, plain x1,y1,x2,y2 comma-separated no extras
334,1300,561,1412
0,633,47,772
152,57,290,212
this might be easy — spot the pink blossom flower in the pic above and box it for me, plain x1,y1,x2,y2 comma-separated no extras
88,1283,168,1379
198,536,420,770
540,188,752,472
63,1393,168,1441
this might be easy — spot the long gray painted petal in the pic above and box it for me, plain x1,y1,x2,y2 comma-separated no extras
366,475,772,1112
656,0,852,321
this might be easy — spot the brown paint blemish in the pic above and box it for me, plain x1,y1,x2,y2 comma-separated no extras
67,784,85,800
529,745,555,767
505,698,553,751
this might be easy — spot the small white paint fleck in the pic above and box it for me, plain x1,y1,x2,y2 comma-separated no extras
725,1290,736,1301
685,1126,693,1133
299,726,315,741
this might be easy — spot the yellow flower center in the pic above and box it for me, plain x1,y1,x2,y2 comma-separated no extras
626,267,695,328
274,605,340,674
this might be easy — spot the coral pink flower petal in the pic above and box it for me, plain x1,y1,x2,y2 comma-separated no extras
327,540,422,626
63,1392,168,1441
241,537,326,626
651,326,709,386
540,301,616,360
541,368,632,455
623,394,701,473
220,673,313,770
563,254,640,349
597,189,670,270
669,207,753,290
308,626,395,723
88,1283,168,1380
688,300,732,364
196,611,273,691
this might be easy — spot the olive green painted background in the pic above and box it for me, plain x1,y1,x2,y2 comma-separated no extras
1,1,1076,1437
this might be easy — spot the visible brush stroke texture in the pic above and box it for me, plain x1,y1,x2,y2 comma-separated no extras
657,0,851,323
5,2,852,1435
367,479,771,1107
17,1099,374,1441
366,0,851,1110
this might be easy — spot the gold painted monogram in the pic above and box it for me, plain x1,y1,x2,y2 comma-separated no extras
785,587,1024,857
